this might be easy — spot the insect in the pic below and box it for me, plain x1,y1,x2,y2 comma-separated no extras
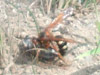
22,7,76,65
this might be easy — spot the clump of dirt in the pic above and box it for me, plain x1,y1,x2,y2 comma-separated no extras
0,0,100,75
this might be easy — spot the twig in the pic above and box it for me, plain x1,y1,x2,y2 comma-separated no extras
22,48,51,56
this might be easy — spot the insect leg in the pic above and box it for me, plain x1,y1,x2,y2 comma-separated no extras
33,50,40,63
50,42,70,65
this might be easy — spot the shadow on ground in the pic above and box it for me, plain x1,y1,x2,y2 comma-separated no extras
71,64,100,75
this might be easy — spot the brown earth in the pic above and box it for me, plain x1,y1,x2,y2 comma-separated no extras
0,0,100,75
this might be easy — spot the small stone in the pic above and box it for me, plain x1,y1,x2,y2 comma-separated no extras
38,14,43,17
12,9,17,14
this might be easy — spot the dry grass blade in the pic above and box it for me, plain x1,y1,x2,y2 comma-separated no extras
0,29,3,67
0,31,3,55
40,0,45,15
47,0,52,14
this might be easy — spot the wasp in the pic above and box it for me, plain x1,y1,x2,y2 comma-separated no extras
21,7,76,65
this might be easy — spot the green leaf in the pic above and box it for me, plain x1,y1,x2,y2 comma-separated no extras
95,21,100,32
0,35,1,43
27,8,41,35
76,47,100,59
62,0,66,8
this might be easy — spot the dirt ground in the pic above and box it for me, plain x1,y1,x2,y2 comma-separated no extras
0,0,100,75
